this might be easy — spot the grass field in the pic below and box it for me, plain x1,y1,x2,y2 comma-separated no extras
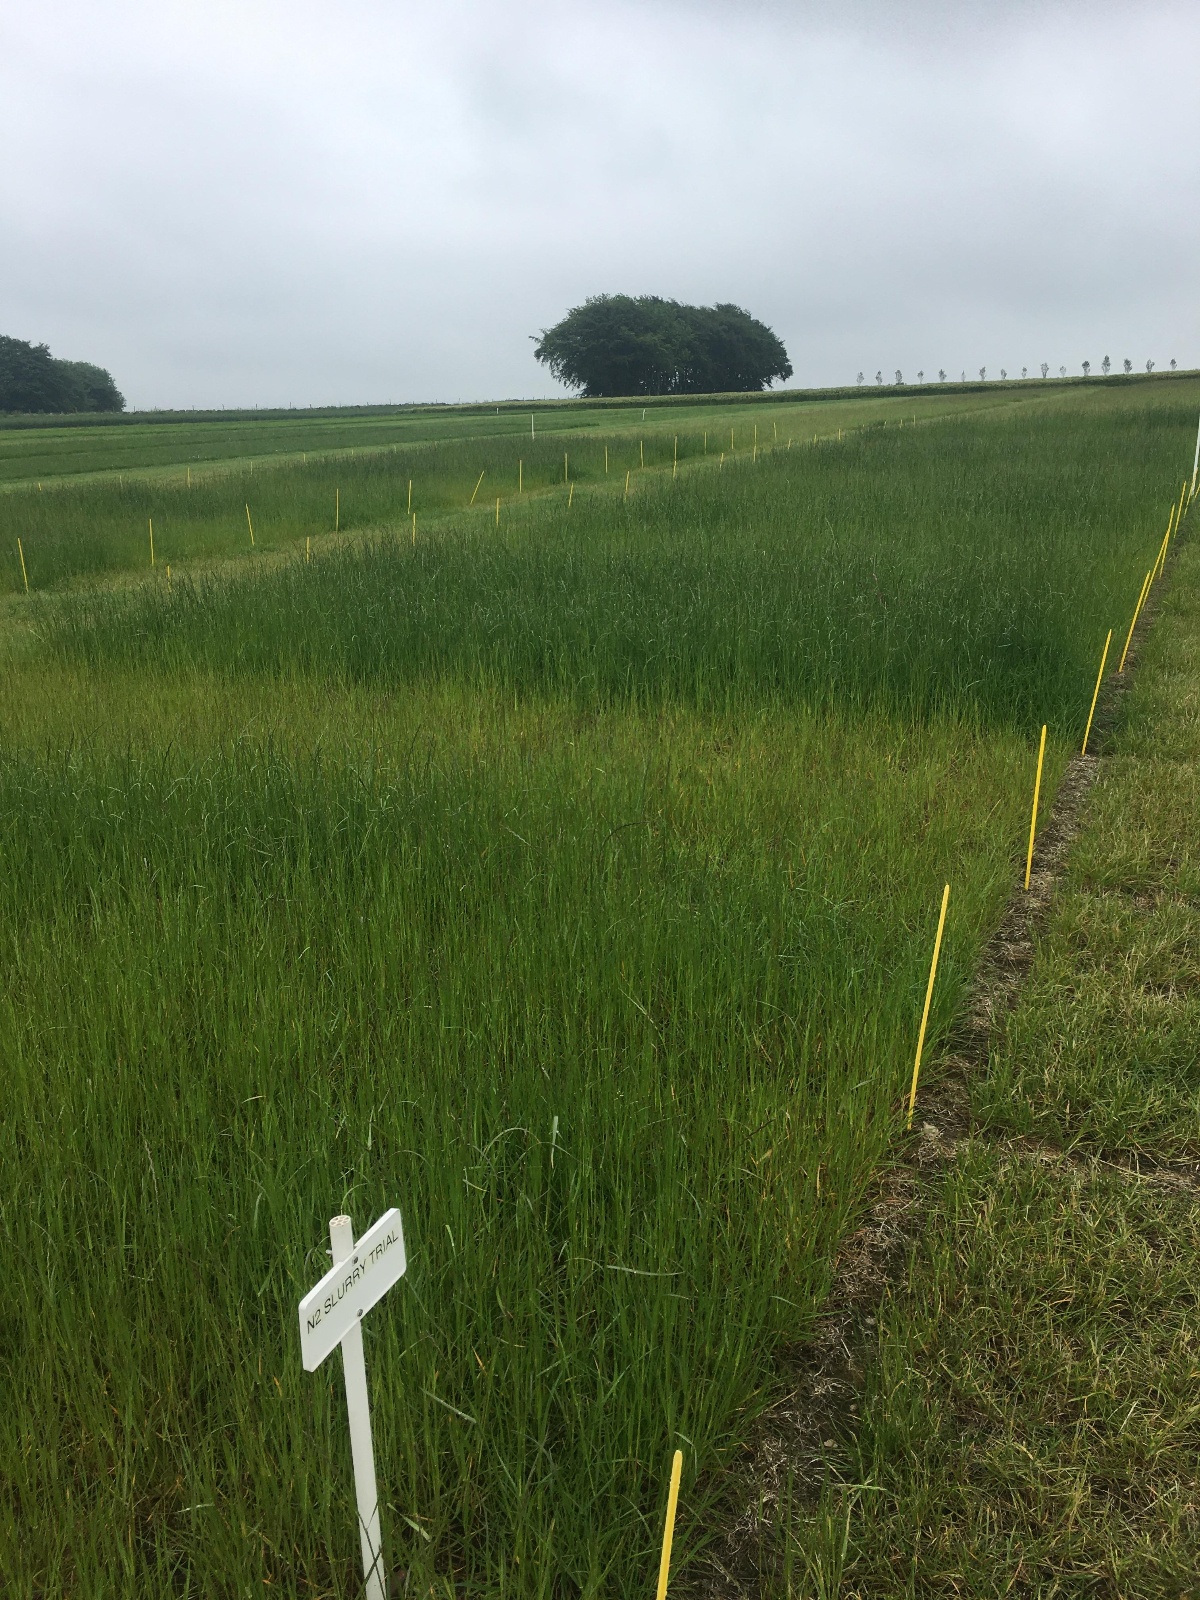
0,379,1195,1596
0,381,1105,590
781,506,1200,1597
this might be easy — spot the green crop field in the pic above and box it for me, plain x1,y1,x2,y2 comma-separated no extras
0,378,1195,1597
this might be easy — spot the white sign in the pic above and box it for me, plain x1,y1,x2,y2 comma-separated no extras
299,1207,407,1371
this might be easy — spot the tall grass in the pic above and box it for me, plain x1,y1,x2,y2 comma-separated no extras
0,382,1195,1594
0,702,1029,1595
0,385,1053,587
46,405,1184,735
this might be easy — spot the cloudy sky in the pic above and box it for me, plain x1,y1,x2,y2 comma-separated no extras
3,1,1197,409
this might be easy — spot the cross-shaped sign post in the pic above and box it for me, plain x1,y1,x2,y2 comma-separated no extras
299,1208,408,1600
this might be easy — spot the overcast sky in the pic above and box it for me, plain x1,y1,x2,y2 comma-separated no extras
3,1,1197,409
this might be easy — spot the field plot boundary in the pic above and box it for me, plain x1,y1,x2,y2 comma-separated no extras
696,505,1199,1593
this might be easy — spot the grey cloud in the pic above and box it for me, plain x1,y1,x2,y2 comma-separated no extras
1,0,1196,407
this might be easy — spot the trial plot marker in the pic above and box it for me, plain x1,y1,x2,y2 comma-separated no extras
1024,726,1047,891
470,469,485,505
655,1450,683,1600
1119,569,1153,673
907,884,949,1130
245,505,255,546
17,538,28,593
1081,629,1112,756
298,1208,407,1600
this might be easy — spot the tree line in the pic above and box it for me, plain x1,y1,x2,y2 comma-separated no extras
0,335,125,414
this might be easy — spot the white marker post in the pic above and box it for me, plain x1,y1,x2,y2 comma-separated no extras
1191,409,1200,499
299,1208,407,1600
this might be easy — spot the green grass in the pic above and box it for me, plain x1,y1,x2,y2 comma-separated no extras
777,507,1200,1595
0,383,1067,487
37,401,1188,735
0,379,1196,1596
0,383,1080,588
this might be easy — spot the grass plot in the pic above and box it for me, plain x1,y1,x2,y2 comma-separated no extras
0,380,1196,1596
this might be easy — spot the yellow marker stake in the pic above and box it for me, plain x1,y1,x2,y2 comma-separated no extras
495,497,500,527
1081,628,1112,756
470,470,485,505
773,420,777,442
568,482,574,508
245,504,255,546
166,564,171,591
407,479,412,514
604,446,609,474
186,466,191,487
907,883,950,1130
17,538,28,593
719,451,724,470
730,427,734,450
412,513,416,546
335,489,339,534
753,424,757,463
655,1451,683,1600
624,470,630,500
673,435,678,478
564,452,569,483
1159,506,1176,574
1024,725,1047,890
306,536,311,563
640,440,644,469
149,517,155,567
703,431,707,454
519,460,523,495
1119,568,1153,672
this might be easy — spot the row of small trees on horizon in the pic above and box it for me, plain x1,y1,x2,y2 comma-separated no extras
857,357,1179,387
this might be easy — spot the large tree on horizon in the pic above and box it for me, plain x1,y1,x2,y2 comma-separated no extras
0,335,124,414
533,295,792,397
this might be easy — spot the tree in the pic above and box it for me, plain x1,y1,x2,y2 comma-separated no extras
1101,355,1111,375
876,371,883,385
1000,368,1007,380
532,295,791,397
856,371,864,386
979,366,987,381
1082,360,1091,377
1171,358,1177,370
1059,366,1066,378
1041,363,1049,378
1146,359,1155,373
1123,358,1132,374
1021,367,1027,379
894,369,903,385
938,369,946,382
917,370,924,383
0,335,124,413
